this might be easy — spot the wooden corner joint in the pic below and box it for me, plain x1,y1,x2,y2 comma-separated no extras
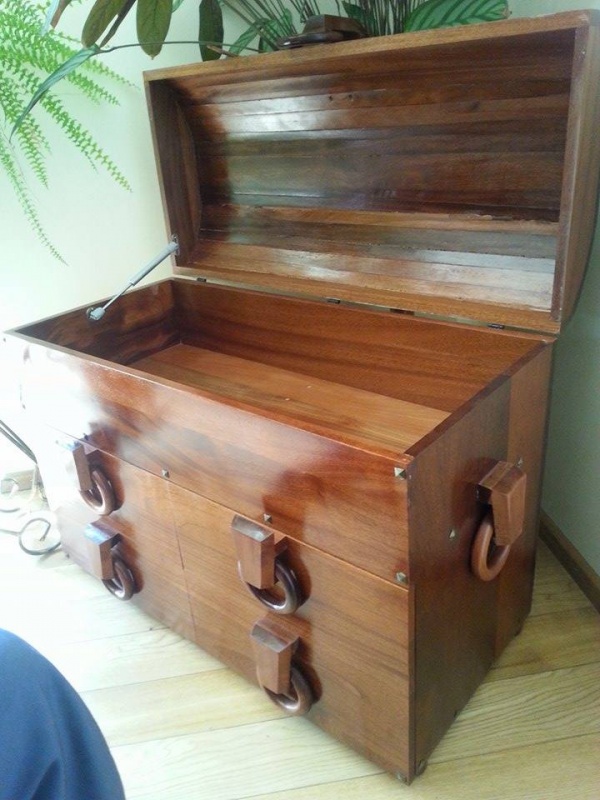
231,515,286,589
478,461,527,547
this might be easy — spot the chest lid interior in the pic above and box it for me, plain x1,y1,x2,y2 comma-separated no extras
144,9,600,334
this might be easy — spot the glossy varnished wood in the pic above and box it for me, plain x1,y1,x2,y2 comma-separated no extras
144,10,600,332
1,523,598,799
15,281,178,364
5,276,552,589
10,279,547,413
408,379,512,767
10,335,411,582
133,343,449,452
406,345,553,768
495,344,554,653
170,281,546,413
3,9,599,787
171,488,413,778
34,441,195,641
555,22,600,322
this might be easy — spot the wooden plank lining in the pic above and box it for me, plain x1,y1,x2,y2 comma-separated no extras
188,241,554,310
132,343,450,452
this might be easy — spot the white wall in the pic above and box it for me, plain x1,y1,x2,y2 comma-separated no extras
2,1,599,572
0,4,217,330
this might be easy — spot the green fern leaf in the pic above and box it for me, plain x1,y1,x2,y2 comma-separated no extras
1,0,130,259
11,46,101,139
0,134,66,262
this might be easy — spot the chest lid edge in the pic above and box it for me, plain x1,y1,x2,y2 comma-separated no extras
144,9,600,336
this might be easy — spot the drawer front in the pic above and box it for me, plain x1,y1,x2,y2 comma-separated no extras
39,441,195,641
17,341,409,583
170,482,413,778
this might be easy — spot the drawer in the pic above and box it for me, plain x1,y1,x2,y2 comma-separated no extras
170,482,413,778
41,443,195,641
16,339,411,583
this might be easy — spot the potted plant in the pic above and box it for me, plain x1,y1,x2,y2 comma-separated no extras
40,0,510,82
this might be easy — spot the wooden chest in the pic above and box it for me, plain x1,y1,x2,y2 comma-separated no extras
3,10,600,782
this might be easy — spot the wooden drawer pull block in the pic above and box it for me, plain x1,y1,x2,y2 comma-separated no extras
472,461,527,581
84,523,137,600
62,441,117,516
251,620,313,716
232,515,302,615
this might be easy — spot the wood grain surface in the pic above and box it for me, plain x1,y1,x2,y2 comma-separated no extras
39,447,196,641
143,10,600,332
172,488,412,776
1,529,597,799
133,343,449,452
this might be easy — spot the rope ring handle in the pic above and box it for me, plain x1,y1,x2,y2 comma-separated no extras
79,468,116,516
241,558,302,615
262,664,313,716
102,554,136,601
471,512,511,582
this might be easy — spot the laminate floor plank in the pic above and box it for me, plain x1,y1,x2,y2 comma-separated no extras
490,605,600,680
529,543,591,616
432,662,600,762
40,627,223,692
111,717,382,800
83,669,284,747
0,524,598,799
244,734,600,800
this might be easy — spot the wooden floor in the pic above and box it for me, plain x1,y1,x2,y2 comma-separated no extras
0,501,599,799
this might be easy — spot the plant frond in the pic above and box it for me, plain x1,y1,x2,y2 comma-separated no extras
0,0,130,259
0,71,50,186
0,128,66,262
40,90,132,189
217,0,440,45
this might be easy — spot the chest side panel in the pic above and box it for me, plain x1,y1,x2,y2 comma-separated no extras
407,344,553,766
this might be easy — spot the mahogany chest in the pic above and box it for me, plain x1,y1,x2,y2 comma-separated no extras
3,10,600,782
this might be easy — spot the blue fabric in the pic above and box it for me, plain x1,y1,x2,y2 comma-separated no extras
0,630,126,800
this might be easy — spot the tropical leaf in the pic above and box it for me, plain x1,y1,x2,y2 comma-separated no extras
258,11,294,51
342,2,370,31
229,22,267,55
46,0,77,30
11,46,101,138
199,0,224,60
137,0,173,56
43,0,61,33
82,0,131,46
405,0,509,32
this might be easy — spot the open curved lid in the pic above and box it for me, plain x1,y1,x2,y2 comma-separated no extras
144,9,600,334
